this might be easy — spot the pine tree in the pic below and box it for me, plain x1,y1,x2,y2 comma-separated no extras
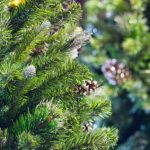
81,0,150,148
0,0,118,149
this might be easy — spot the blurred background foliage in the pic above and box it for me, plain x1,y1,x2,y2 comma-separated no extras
79,0,150,149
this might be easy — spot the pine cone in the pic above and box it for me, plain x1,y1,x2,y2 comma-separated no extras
62,1,71,11
82,122,93,132
30,43,49,56
38,116,53,129
75,80,99,96
101,59,130,85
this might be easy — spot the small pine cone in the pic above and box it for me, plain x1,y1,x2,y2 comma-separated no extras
101,59,130,85
46,116,53,123
85,80,98,92
82,122,93,132
75,85,88,96
75,80,99,96
30,43,49,56
38,122,44,129
62,2,70,11
38,116,53,129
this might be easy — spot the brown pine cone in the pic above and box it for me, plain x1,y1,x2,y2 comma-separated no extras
101,59,130,85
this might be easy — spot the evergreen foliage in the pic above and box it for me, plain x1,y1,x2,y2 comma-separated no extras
0,0,118,149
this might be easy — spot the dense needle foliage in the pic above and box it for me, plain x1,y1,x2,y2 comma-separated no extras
0,0,118,149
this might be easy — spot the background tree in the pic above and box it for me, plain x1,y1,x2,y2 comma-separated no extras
0,0,118,149
81,0,150,149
